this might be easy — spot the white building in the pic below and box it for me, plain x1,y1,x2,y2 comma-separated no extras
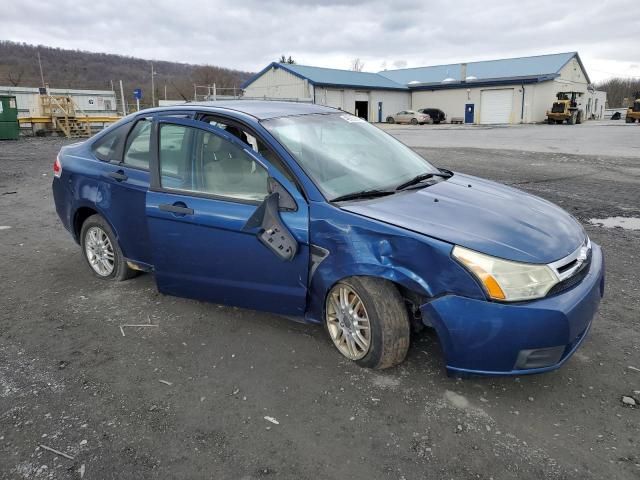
242,52,606,124
0,86,118,118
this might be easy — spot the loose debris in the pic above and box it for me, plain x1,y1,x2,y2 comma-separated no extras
264,416,279,425
159,380,173,386
628,366,640,373
119,323,159,336
621,396,637,407
39,444,74,460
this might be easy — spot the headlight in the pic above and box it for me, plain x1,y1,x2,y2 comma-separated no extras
452,246,559,302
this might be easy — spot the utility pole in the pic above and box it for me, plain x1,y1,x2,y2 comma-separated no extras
119,80,127,116
150,62,156,107
164,84,167,100
37,51,45,88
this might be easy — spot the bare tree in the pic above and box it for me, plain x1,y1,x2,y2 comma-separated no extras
595,77,640,107
351,58,365,72
7,68,24,86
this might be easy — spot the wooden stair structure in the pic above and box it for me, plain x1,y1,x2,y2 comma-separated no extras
39,95,92,138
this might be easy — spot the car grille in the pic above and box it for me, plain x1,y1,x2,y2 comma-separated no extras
547,248,592,296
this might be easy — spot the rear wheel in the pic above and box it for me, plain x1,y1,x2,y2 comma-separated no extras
386,117,395,124
324,277,410,369
80,214,137,281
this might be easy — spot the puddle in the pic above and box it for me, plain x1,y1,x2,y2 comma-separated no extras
589,217,640,230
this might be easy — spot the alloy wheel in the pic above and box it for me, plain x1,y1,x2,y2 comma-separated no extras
326,285,371,360
84,226,115,276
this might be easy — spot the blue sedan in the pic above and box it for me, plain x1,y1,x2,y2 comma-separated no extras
52,101,605,375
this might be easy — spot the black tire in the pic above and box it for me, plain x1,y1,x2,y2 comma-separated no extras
386,117,395,124
324,277,410,369
410,118,418,125
576,111,583,124
80,214,137,281
567,112,575,125
626,116,633,123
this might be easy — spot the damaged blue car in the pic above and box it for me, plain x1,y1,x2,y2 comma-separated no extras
52,101,605,376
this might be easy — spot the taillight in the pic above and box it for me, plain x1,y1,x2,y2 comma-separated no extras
53,156,62,178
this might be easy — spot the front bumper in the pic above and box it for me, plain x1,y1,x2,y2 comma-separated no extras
421,243,605,376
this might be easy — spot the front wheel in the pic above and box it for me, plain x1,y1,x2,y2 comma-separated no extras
410,118,418,125
324,277,410,369
80,214,137,281
386,117,395,124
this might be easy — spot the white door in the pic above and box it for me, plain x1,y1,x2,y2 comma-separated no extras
325,89,343,109
480,89,514,124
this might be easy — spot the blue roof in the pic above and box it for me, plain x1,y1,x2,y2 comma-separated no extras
242,62,407,91
242,53,588,92
378,52,587,86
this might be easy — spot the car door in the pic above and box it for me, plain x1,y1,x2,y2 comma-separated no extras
94,118,153,265
145,117,310,316
399,111,412,123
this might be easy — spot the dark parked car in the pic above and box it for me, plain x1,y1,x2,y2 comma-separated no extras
418,108,446,124
52,101,604,376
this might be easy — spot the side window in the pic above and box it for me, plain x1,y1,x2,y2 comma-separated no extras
159,124,269,202
123,119,151,169
91,123,128,161
200,116,297,185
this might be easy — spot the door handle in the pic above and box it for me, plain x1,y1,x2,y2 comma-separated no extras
107,170,128,182
159,202,194,216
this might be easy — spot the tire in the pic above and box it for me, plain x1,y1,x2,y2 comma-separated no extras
324,277,410,369
80,214,137,281
410,118,418,125
576,111,583,124
626,117,633,123
386,117,395,124
567,112,575,125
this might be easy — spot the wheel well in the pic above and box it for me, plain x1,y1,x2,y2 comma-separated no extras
73,207,98,241
325,275,428,332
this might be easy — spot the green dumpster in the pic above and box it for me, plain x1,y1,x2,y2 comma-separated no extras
0,95,20,140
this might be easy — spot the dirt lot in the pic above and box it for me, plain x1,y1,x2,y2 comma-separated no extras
0,128,639,479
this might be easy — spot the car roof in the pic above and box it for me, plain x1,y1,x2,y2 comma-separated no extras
145,100,339,120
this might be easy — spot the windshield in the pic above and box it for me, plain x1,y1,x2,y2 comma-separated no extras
262,113,439,200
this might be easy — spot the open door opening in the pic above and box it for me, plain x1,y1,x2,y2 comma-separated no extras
355,101,369,121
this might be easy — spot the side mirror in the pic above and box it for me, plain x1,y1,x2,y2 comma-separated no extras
267,177,297,211
242,189,298,261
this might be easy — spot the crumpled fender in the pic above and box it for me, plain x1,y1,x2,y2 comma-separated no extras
305,202,485,323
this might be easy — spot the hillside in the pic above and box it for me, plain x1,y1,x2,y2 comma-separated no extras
0,41,253,107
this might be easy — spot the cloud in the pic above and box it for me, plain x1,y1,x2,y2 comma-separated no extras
1,0,637,81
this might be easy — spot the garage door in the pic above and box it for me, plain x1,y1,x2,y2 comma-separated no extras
480,89,513,124
324,89,343,109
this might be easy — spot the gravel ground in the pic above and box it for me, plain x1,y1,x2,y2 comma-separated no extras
0,132,638,480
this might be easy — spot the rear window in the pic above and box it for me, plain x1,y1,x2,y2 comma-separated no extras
91,123,129,161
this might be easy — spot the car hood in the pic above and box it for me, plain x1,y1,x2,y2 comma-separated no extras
341,173,586,263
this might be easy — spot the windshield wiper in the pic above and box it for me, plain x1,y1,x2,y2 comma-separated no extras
395,170,453,191
331,189,395,202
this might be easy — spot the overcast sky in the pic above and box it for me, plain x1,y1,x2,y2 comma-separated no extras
3,0,639,82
